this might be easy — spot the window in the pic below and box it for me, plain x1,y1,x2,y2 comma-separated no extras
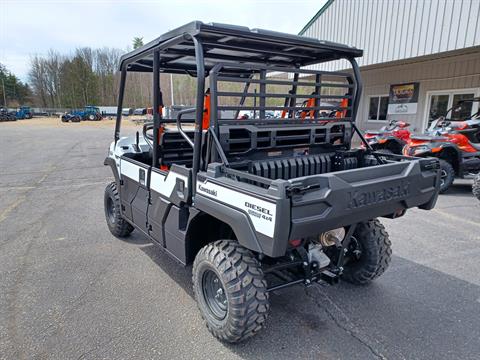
451,94,474,120
368,95,389,121
426,90,479,128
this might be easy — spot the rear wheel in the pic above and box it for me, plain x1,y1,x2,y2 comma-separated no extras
192,240,269,343
342,219,392,285
473,173,480,200
439,159,455,193
104,182,134,237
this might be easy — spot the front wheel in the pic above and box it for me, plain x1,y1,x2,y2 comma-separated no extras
104,182,134,237
192,240,269,343
342,219,392,285
439,159,455,193
473,173,480,200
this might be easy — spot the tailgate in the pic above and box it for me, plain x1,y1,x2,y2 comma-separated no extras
288,158,439,239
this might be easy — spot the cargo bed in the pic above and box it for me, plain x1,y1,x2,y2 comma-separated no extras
197,151,440,257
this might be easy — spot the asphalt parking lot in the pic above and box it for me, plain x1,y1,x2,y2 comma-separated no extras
1,119,479,360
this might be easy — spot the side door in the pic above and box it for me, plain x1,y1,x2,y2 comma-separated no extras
118,156,151,235
147,165,191,263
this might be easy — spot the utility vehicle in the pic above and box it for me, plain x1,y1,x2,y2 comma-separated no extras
363,120,411,154
61,105,102,122
103,22,440,343
0,107,16,121
403,98,480,193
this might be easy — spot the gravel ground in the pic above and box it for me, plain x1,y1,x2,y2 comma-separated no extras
1,118,479,360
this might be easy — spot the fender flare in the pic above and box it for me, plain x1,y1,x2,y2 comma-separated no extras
104,157,120,187
435,144,462,174
193,194,263,254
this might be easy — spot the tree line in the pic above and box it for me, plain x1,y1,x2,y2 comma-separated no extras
21,37,342,111
29,47,124,109
25,36,197,110
0,63,31,107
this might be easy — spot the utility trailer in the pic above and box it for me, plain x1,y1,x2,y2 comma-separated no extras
103,21,440,343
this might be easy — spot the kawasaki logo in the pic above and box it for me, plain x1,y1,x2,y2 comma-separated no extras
347,182,410,209
198,185,217,197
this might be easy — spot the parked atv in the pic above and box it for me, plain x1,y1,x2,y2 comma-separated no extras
363,120,411,154
403,98,480,193
103,22,440,343
61,106,102,122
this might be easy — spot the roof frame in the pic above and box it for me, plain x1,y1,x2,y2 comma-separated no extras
119,21,362,76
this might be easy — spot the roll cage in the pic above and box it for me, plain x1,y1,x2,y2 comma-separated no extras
114,21,365,195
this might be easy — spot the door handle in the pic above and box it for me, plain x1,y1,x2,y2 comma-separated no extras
139,169,146,186
176,178,185,199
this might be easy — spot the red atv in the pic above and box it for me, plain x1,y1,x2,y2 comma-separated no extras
363,120,411,154
403,98,480,193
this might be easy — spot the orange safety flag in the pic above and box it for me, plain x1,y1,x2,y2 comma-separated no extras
335,98,348,118
202,90,211,129
157,105,164,143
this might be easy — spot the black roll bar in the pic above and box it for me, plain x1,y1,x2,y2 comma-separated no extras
152,50,161,168
114,68,127,142
347,57,384,164
176,108,195,148
191,37,205,192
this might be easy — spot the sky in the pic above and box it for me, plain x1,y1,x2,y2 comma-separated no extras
0,0,326,82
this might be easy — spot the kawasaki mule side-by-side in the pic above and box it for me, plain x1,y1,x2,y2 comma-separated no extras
403,98,480,193
103,22,440,343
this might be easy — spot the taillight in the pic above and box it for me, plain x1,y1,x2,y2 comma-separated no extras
289,239,302,247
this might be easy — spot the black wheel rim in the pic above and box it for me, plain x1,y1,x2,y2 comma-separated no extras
106,196,116,224
202,269,227,320
440,169,447,187
345,236,362,264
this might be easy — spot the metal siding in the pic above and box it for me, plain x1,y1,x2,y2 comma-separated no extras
303,0,480,72
358,50,480,131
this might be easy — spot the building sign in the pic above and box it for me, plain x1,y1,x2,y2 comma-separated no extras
387,82,420,115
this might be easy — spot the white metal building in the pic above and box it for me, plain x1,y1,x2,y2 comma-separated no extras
300,0,480,132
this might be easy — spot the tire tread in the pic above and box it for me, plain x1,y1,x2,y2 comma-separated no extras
342,219,392,285
192,240,269,343
104,182,134,237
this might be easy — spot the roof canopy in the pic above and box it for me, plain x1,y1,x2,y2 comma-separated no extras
119,21,363,76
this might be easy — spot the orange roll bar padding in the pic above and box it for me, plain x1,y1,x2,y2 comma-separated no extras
335,98,348,118
300,97,315,120
202,89,211,129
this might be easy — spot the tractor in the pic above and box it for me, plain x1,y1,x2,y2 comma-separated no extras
15,106,33,119
61,106,102,122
